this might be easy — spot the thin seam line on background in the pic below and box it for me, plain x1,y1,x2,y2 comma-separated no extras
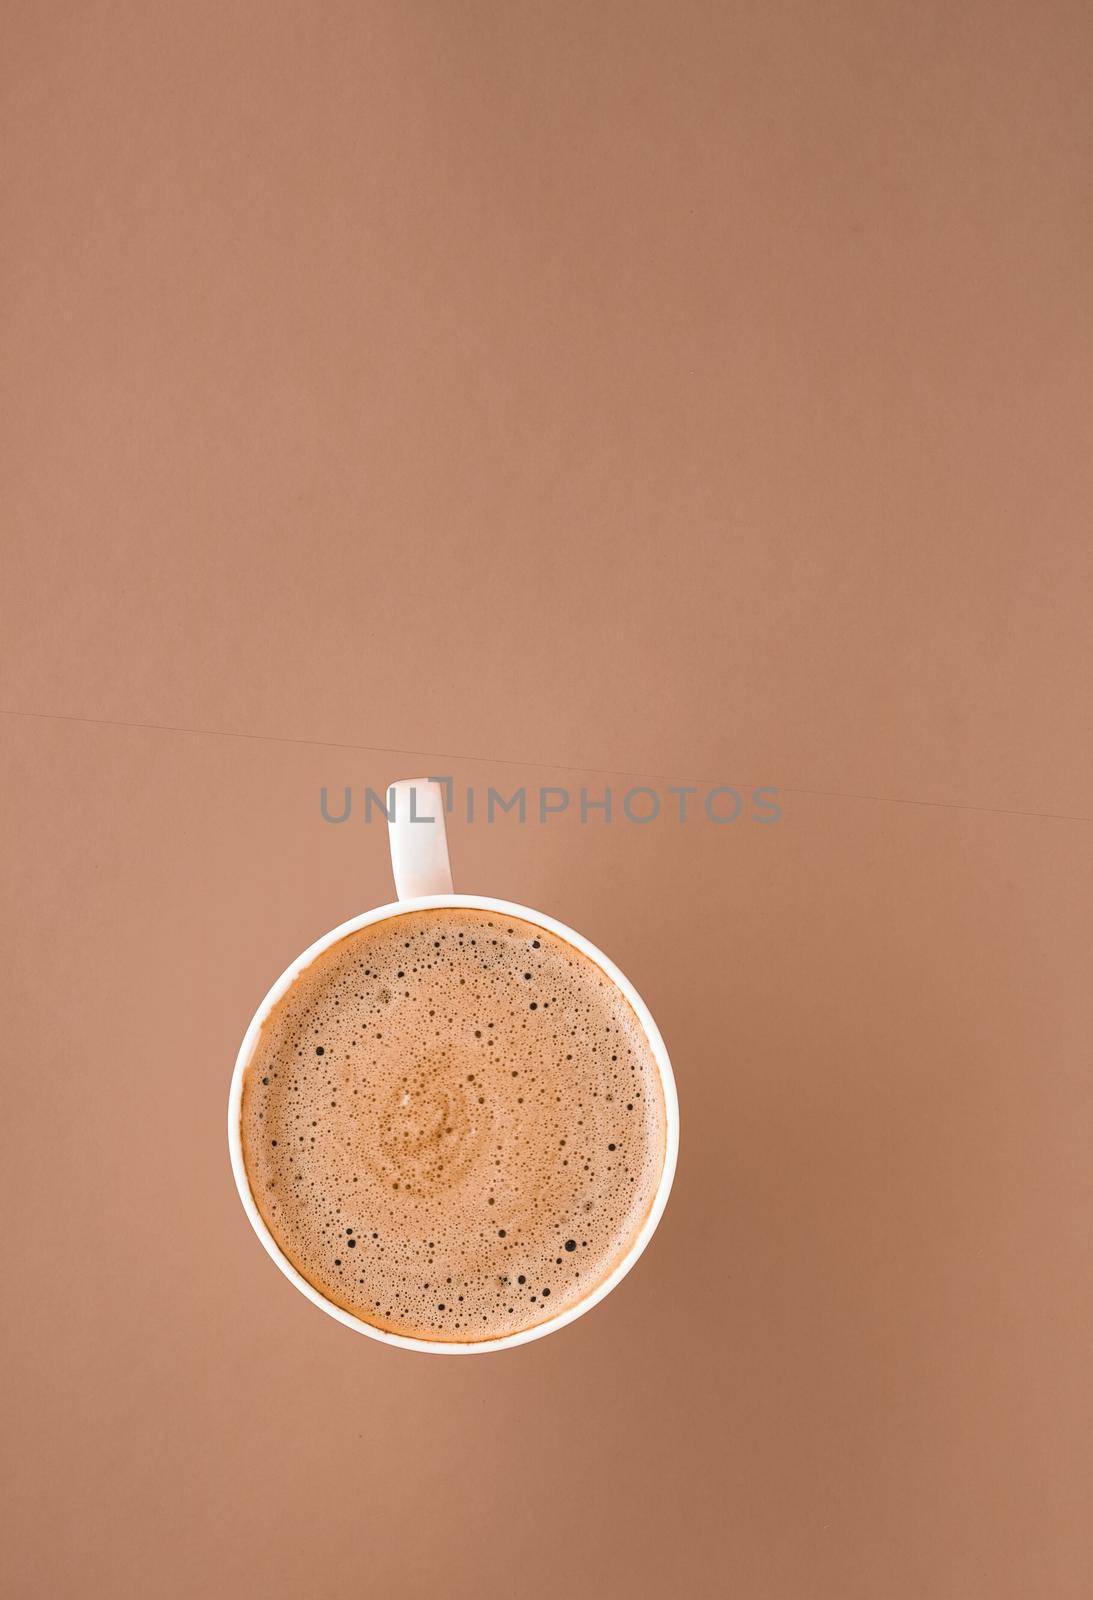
1,706,1090,825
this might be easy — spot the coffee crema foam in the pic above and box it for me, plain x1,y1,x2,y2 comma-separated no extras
240,909,667,1342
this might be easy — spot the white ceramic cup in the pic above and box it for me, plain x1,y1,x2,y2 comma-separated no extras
228,779,679,1354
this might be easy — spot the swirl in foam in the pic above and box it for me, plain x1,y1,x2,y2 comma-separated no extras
240,908,667,1342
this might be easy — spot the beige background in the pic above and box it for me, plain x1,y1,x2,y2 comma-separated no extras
3,3,1092,1596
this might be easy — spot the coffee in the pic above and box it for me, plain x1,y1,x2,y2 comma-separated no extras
240,908,667,1342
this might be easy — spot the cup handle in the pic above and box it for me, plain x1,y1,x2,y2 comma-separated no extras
386,778,454,900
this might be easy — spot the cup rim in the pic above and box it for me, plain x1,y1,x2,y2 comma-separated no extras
227,893,679,1354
